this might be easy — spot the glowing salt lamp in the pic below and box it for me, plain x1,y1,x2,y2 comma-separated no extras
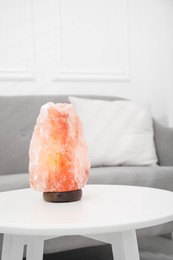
29,102,90,202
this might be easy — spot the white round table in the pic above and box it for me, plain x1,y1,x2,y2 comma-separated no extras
1,184,173,260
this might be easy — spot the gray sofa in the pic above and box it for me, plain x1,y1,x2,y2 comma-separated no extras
0,95,173,258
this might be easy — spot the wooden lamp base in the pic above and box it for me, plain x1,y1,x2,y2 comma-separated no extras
43,189,82,203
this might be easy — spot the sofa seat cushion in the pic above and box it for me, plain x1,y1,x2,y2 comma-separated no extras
88,166,173,192
0,173,29,192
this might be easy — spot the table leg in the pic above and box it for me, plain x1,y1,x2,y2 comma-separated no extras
86,230,140,260
26,240,44,260
1,234,25,260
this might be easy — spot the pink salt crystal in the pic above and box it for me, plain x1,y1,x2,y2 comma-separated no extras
29,102,90,192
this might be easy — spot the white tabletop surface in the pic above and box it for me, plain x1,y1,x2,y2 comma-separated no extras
0,185,173,236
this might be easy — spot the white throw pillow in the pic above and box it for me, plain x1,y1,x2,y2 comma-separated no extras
69,96,158,167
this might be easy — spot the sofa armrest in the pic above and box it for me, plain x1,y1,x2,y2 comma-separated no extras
153,120,173,166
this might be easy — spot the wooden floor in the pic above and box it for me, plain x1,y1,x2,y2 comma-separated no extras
43,243,113,260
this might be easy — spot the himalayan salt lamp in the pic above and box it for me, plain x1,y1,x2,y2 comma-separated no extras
29,102,90,202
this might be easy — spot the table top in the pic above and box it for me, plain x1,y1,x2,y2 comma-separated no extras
0,185,173,236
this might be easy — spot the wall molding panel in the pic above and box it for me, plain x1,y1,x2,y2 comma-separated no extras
0,0,35,80
53,0,130,82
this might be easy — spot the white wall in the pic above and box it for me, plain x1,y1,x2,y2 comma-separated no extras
0,0,172,126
